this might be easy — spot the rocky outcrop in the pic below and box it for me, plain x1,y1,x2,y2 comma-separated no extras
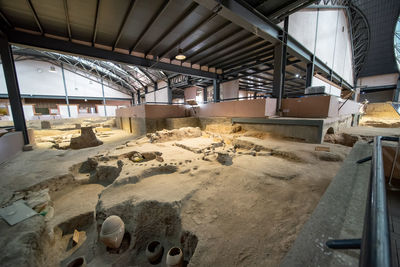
147,127,202,143
70,127,103,149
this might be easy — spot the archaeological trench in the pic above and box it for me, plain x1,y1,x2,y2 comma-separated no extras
0,113,398,267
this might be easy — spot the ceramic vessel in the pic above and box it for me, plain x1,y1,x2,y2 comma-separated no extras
99,215,125,249
66,256,86,267
166,247,183,267
146,240,164,263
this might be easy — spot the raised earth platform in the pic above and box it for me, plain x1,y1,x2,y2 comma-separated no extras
117,115,355,144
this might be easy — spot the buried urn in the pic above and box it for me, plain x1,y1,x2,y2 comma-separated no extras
99,215,125,249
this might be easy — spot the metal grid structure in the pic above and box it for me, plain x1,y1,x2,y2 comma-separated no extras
351,0,400,77
11,46,167,95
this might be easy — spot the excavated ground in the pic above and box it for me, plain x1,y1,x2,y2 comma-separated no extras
0,126,355,266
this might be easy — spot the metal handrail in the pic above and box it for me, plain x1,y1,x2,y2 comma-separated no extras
326,136,392,267
359,136,391,267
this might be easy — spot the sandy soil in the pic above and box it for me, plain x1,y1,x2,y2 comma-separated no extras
0,126,353,267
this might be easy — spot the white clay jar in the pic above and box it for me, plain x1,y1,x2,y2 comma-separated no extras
99,215,125,249
166,247,183,267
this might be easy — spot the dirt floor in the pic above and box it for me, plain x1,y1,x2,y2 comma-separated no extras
0,123,356,267
359,102,400,128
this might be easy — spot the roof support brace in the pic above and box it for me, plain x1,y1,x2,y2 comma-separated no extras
0,37,29,144
6,30,218,80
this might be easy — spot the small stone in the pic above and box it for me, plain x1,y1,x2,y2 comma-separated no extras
41,120,51,129
23,144,33,151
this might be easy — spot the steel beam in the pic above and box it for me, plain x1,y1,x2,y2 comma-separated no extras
0,37,29,144
146,2,198,56
129,0,170,53
207,39,269,67
63,0,72,41
113,0,137,50
213,79,220,102
137,90,141,104
159,12,218,58
6,30,218,80
92,0,100,46
60,63,71,117
167,78,172,104
26,0,44,34
138,67,155,83
394,77,400,102
101,78,107,116
0,10,12,29
272,17,288,113
194,33,256,65
305,62,313,88
180,21,233,61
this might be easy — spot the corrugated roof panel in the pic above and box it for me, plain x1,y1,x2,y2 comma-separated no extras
31,0,67,36
0,0,37,31
68,0,97,42
134,0,193,52
95,0,131,46
154,5,212,57
117,0,167,50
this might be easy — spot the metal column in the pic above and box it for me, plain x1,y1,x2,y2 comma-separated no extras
101,78,107,116
305,63,313,88
60,62,71,118
272,17,288,114
253,92,257,99
0,37,29,144
167,79,172,104
137,90,141,104
394,77,400,102
213,79,220,103
203,87,207,103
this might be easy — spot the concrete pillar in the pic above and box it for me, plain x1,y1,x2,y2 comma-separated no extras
0,37,29,144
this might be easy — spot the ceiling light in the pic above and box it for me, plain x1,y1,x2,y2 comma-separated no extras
175,49,186,61
295,73,300,78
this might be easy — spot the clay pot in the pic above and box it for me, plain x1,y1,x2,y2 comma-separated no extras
146,241,164,264
66,256,86,267
166,247,183,267
99,215,125,249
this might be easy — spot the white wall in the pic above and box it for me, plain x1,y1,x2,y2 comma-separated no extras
145,80,169,103
58,104,79,118
357,73,399,87
287,9,354,85
221,80,239,99
0,60,131,99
